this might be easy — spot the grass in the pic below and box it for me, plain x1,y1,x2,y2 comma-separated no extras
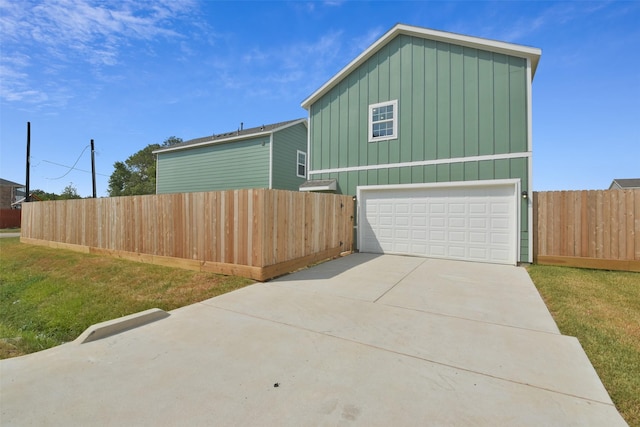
527,265,640,427
0,228,20,233
0,237,253,359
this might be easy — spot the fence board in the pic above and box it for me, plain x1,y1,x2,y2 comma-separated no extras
0,209,22,228
20,189,354,281
534,189,640,272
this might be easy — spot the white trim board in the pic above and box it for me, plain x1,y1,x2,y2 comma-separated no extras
309,152,531,176
268,133,274,189
526,58,534,263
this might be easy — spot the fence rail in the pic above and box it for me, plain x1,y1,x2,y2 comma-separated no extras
533,189,640,272
21,189,354,281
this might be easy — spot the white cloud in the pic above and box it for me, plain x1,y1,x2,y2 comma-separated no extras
0,0,199,106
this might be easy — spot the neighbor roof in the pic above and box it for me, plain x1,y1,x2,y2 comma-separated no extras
609,178,640,189
301,23,542,109
153,118,307,154
0,178,24,187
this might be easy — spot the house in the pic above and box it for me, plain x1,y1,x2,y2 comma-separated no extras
0,178,25,209
609,178,640,190
300,24,542,265
154,119,307,194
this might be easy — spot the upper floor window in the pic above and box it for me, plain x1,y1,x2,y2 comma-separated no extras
368,100,398,142
297,150,307,178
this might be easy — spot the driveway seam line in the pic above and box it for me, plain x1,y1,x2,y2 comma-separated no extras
206,302,612,406
377,302,563,335
373,258,429,303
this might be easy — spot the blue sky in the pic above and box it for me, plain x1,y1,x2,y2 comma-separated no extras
1,0,638,197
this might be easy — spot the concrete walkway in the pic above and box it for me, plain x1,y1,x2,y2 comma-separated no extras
0,232,20,238
0,254,626,426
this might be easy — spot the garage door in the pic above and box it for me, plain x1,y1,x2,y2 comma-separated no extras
359,183,517,265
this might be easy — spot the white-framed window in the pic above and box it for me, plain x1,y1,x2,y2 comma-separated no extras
296,150,307,178
368,99,398,142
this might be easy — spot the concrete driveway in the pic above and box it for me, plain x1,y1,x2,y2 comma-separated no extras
0,254,626,426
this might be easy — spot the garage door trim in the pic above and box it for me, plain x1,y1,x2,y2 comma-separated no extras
356,179,521,265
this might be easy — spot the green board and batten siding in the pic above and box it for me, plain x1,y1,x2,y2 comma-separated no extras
271,122,308,191
309,34,531,261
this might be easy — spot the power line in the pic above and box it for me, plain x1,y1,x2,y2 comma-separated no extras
44,145,95,180
41,159,110,177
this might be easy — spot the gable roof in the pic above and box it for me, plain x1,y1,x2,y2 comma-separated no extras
153,118,306,154
0,178,24,187
301,23,542,110
609,178,640,189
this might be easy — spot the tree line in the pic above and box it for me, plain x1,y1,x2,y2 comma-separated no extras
107,136,182,197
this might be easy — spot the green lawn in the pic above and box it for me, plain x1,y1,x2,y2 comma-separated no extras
2,236,638,423
528,264,640,427
0,237,253,358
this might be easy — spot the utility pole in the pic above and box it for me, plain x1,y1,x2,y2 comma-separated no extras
91,139,97,198
25,122,31,202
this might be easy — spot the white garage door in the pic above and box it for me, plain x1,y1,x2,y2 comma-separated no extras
359,183,517,265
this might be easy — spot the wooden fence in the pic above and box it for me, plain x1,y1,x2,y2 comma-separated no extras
21,189,354,281
0,209,21,229
533,189,640,272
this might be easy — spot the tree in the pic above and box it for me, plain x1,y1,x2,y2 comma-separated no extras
107,136,182,196
30,184,82,201
59,183,81,200
31,189,59,201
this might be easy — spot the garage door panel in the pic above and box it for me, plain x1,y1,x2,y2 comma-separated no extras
395,229,410,239
360,184,517,265
492,202,510,214
469,247,488,259
396,203,410,214
469,232,487,243
491,218,510,229
379,229,393,239
430,230,446,241
469,203,488,214
412,203,427,214
412,217,427,226
411,244,427,254
449,217,466,228
430,245,446,256
395,217,410,227
430,217,445,227
449,231,466,242
430,204,446,214
492,233,510,244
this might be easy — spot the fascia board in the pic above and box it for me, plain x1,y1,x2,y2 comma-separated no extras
153,131,272,154
301,23,541,109
154,118,308,155
270,118,307,133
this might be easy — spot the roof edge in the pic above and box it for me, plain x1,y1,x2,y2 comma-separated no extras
301,23,542,109
153,118,307,154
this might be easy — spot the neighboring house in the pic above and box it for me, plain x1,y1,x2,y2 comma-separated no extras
154,119,307,194
300,24,541,265
609,178,640,190
0,178,25,209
